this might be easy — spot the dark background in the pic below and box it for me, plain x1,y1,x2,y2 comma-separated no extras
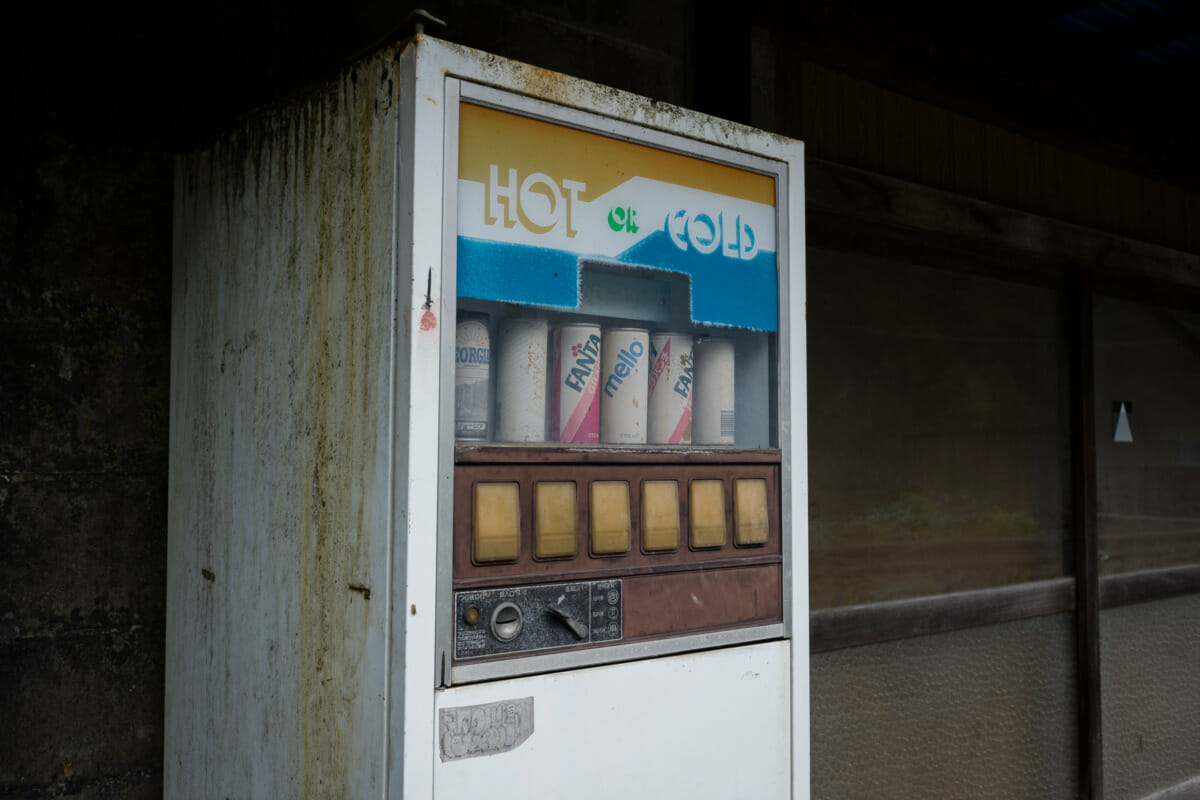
1,1,1197,795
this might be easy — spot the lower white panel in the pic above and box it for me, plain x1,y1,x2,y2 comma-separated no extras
433,640,791,799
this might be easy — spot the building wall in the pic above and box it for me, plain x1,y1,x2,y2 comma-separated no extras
0,137,171,796
778,59,1200,256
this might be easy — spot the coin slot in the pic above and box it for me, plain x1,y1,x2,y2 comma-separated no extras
490,601,524,642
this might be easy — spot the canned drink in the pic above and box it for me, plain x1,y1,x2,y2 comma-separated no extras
551,324,602,443
600,328,649,444
496,317,548,442
693,338,735,445
454,312,491,440
648,333,693,444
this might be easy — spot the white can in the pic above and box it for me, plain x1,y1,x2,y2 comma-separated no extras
551,324,602,443
454,313,490,440
599,328,649,444
648,332,693,444
693,338,735,444
496,317,548,442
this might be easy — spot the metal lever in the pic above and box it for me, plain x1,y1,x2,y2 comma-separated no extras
547,605,588,640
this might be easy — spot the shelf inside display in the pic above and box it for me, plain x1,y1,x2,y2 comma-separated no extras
455,443,782,464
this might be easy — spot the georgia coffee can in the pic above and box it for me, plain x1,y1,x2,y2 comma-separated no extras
693,337,735,445
600,328,650,444
648,332,694,444
454,312,490,440
551,324,602,443
496,317,548,442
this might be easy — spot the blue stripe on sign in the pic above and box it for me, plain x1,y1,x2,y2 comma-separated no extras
616,231,778,332
457,237,581,309
457,234,778,331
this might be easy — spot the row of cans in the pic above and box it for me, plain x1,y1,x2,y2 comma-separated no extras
455,314,736,445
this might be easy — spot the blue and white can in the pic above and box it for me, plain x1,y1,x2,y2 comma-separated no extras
454,313,490,440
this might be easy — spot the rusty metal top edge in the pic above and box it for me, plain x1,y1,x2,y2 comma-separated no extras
407,34,803,162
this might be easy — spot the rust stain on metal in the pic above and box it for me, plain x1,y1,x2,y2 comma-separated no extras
420,309,437,331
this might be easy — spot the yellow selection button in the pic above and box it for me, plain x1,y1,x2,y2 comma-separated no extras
641,480,680,552
473,482,521,563
534,482,577,559
734,478,769,546
590,481,631,555
689,479,726,549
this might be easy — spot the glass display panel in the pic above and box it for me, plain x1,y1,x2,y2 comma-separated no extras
807,249,1070,607
1093,297,1200,574
452,101,779,448
1100,595,1200,800
811,613,1078,799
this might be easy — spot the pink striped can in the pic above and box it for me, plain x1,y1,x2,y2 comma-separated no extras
648,332,694,444
550,324,602,443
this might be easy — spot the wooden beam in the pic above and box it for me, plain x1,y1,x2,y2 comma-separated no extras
809,578,1075,653
1068,264,1103,800
1099,564,1200,609
806,159,1200,288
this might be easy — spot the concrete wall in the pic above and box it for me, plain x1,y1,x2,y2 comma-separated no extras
0,136,171,795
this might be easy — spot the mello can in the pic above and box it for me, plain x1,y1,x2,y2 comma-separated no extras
600,328,649,444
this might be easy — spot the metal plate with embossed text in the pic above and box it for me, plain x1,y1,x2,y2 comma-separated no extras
439,697,534,761
454,579,622,660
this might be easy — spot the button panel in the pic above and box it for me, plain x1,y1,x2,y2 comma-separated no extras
454,580,623,659
454,455,781,586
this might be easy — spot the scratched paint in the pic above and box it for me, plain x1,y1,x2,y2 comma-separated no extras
166,47,400,798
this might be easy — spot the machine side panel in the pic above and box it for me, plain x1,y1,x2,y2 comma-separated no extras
166,50,400,798
433,642,791,799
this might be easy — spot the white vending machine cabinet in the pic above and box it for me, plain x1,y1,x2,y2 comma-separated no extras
167,35,808,799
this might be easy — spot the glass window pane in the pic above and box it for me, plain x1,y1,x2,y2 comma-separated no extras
812,613,1078,798
1093,298,1200,574
1101,595,1200,799
808,249,1070,607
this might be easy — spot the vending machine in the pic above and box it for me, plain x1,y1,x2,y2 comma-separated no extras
166,35,807,799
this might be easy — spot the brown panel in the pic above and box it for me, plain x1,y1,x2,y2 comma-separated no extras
454,459,781,588
841,71,883,171
622,564,782,640
880,88,918,183
951,112,987,199
915,102,954,190
984,125,1021,210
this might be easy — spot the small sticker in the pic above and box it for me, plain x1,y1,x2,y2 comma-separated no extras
439,697,534,761
1113,401,1133,443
